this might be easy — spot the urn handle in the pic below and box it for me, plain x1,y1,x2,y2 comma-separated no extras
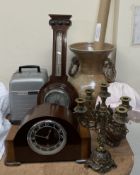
103,58,116,83
68,57,80,77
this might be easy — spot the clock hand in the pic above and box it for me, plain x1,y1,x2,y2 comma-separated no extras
35,129,52,140
35,134,47,139
46,129,52,139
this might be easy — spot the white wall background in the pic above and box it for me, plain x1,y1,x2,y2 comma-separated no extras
0,0,115,88
116,0,140,95
0,0,140,174
115,1,140,175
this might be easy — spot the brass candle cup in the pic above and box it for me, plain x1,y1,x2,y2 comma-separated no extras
120,96,132,110
85,88,94,101
74,98,87,113
99,82,111,99
113,106,128,124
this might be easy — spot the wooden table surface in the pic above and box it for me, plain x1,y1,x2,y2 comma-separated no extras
0,138,134,175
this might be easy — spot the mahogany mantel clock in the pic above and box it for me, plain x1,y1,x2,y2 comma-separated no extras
5,103,90,165
37,14,78,109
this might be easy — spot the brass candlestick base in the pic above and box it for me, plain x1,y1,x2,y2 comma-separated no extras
85,147,116,173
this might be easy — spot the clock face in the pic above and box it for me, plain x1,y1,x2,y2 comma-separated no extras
27,120,67,155
44,89,70,107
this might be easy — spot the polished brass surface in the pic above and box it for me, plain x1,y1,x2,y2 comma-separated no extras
114,106,128,124
69,42,116,98
120,96,132,110
74,83,132,173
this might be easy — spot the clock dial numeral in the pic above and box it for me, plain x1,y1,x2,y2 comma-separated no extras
27,120,67,155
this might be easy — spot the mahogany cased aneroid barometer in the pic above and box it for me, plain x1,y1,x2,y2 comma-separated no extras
5,103,90,165
37,14,78,109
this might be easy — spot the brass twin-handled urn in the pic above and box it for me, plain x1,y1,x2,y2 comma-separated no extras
69,43,116,99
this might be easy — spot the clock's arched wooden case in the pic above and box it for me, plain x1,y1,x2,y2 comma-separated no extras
5,103,90,165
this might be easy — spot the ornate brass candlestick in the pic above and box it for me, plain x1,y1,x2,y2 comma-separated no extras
86,104,117,173
86,83,116,173
74,82,131,173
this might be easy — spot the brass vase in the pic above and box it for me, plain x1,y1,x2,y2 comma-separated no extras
69,42,115,100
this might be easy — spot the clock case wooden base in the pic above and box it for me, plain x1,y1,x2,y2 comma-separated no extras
5,104,90,165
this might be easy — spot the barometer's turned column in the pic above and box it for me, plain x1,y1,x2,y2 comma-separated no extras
49,14,72,81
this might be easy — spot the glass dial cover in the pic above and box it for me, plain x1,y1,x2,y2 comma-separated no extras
56,32,62,76
27,120,67,155
44,89,70,107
